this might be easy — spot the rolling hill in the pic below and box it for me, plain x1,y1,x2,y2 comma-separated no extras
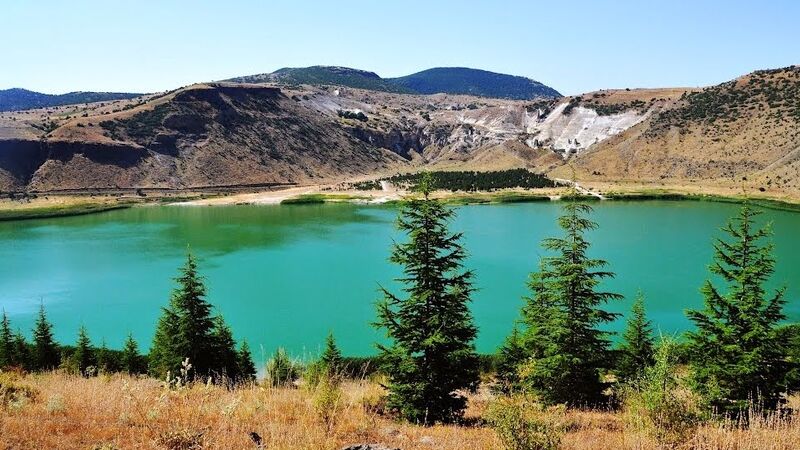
225,66,561,100
389,67,561,99
0,88,143,112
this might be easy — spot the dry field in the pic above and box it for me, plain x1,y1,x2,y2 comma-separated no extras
2,372,800,449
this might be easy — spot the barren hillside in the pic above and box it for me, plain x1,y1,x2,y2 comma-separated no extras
557,66,800,197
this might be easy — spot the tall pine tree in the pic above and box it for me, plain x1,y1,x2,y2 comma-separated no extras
121,333,142,374
519,202,622,406
687,205,791,411
0,310,12,368
237,341,257,382
12,330,29,370
617,292,655,382
32,304,60,371
149,251,242,381
375,174,479,424
73,325,94,375
494,324,526,393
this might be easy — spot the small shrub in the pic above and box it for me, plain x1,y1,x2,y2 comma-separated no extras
312,373,342,432
155,429,205,450
486,395,564,450
622,337,705,446
0,372,38,408
265,348,299,387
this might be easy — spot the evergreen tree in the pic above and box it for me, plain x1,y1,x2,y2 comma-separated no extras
0,310,12,368
121,333,142,374
12,330,29,370
96,339,114,373
687,206,791,411
617,292,655,382
266,347,298,387
375,174,479,424
149,251,241,381
172,252,216,375
73,325,94,375
320,331,343,375
237,341,257,382
519,202,622,406
494,324,526,393
32,304,60,370
210,315,240,381
149,306,180,377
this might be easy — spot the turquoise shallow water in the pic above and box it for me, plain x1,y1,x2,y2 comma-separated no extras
0,201,798,363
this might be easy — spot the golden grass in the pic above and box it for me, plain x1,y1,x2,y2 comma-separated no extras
2,372,800,449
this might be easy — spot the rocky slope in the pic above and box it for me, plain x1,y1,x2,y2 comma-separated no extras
557,66,800,196
0,84,404,192
3,65,800,198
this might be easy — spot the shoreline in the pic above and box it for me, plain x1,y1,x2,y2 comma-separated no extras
1,183,800,222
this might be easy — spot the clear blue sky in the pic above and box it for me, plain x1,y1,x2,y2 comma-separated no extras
1,0,798,95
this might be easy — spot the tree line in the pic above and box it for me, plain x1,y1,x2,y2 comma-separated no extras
1,173,798,429
373,174,798,424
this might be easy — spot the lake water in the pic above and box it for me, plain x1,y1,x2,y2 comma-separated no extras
1,201,798,363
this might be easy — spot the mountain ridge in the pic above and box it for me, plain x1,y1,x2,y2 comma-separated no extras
225,65,561,99
0,88,143,112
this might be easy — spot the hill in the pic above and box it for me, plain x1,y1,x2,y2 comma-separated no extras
0,88,142,112
555,65,800,198
0,84,404,192
227,66,410,93
225,65,561,100
389,67,561,99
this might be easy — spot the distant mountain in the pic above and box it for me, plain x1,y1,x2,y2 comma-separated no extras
389,67,561,99
226,66,560,99
227,66,411,93
0,88,142,112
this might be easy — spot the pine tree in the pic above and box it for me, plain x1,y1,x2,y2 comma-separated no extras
121,333,141,374
617,292,655,382
73,325,94,375
32,304,60,371
519,202,622,406
375,174,479,424
172,252,216,375
210,315,240,381
687,205,791,411
149,306,180,377
237,341,257,382
96,339,114,373
12,330,29,370
149,251,241,381
494,324,526,393
320,331,343,375
266,347,297,387
0,310,12,368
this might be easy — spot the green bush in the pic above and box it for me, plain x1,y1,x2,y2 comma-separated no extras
486,395,564,450
265,348,299,387
622,337,705,446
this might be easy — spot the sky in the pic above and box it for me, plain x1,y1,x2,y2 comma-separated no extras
1,0,798,95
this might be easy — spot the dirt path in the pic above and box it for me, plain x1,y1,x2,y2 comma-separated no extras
553,178,606,200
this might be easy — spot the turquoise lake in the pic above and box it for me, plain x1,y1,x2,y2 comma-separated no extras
1,201,798,364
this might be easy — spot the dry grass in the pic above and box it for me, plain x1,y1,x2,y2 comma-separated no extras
2,372,800,449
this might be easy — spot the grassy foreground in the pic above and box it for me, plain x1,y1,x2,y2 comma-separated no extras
3,372,800,450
